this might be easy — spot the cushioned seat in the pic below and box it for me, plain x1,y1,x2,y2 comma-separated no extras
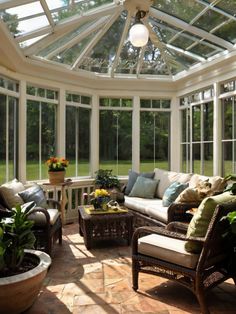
138,233,199,269
28,208,60,226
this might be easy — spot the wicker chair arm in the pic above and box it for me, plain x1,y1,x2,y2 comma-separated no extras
166,221,189,233
26,207,51,225
132,225,205,255
167,202,200,223
46,199,61,209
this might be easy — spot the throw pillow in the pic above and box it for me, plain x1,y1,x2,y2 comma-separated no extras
175,187,200,203
162,182,188,207
185,191,236,253
0,179,25,209
125,170,154,195
19,183,48,208
128,176,159,199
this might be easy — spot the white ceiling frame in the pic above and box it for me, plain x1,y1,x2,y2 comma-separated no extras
0,0,38,10
149,8,234,51
23,3,118,56
45,16,109,60
166,44,205,62
71,9,122,70
110,11,131,78
40,0,55,27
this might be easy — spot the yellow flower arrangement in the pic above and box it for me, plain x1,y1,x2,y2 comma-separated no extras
90,189,110,209
94,189,109,198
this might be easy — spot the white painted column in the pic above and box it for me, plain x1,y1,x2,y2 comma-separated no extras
18,80,27,183
57,88,65,157
170,96,181,172
132,95,140,172
213,82,222,176
90,94,99,177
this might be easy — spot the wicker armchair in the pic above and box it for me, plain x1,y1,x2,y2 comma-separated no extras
132,202,236,314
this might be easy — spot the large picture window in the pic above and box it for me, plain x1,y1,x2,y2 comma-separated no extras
66,93,91,177
99,98,132,175
26,85,57,180
180,88,214,176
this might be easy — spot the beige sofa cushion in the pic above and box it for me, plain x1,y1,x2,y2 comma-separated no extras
154,168,192,198
138,233,199,269
27,208,60,226
189,174,226,192
0,179,25,209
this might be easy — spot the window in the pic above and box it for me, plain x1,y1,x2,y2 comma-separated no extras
0,94,18,184
140,106,171,172
26,85,58,180
66,93,91,177
221,96,236,176
180,87,214,176
99,98,132,175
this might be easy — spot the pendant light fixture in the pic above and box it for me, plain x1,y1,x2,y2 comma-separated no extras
129,10,149,47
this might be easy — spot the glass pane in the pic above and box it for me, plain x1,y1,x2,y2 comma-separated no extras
0,94,7,184
193,10,228,32
99,110,132,175
8,97,17,180
203,143,213,176
203,102,213,141
192,105,201,141
140,99,151,108
222,97,233,140
152,0,204,23
222,141,236,176
181,143,190,173
66,106,77,177
26,100,40,180
78,108,90,176
192,143,201,174
140,111,170,172
214,20,236,44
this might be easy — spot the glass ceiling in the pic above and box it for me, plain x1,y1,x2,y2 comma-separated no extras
0,0,236,79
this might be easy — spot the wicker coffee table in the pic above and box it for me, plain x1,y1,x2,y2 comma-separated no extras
78,206,133,249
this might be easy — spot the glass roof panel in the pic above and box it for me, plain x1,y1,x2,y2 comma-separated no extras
38,20,98,57
214,20,236,44
193,9,228,32
152,0,205,23
79,14,125,73
211,0,236,16
51,31,99,66
188,42,223,58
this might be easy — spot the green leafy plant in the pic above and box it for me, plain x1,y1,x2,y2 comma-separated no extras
0,205,36,275
94,169,120,189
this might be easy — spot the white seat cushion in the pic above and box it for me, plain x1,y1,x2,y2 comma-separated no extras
28,208,60,226
138,234,199,269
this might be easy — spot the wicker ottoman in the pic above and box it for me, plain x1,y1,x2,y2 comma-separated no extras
78,206,133,249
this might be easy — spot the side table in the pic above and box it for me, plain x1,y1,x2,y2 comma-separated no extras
78,206,133,249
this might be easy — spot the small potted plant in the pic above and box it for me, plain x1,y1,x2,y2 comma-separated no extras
46,156,69,184
0,205,51,314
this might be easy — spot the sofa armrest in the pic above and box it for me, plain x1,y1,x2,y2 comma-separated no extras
167,202,200,223
166,221,189,234
46,198,61,210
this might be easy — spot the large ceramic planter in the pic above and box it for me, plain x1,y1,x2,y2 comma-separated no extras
48,170,65,184
0,249,51,314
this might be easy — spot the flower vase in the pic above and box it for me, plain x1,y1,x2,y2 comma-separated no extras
48,170,65,184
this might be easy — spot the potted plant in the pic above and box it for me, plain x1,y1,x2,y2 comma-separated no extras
46,156,69,184
0,205,51,314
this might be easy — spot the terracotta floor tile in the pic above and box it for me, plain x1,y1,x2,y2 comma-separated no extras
23,222,236,314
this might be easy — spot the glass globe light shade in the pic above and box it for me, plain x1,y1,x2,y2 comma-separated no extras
129,23,149,47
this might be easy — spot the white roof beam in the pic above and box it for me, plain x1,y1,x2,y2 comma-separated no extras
166,44,205,62
22,3,118,55
72,9,122,70
45,16,109,59
111,12,131,78
149,7,234,50
40,0,55,27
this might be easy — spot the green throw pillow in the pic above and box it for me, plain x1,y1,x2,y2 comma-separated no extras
162,182,188,207
129,176,159,199
185,191,236,253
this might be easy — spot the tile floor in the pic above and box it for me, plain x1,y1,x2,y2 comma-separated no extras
25,223,236,314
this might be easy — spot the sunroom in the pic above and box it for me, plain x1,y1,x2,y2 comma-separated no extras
0,0,236,312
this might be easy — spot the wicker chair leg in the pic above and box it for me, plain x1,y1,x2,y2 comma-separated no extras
58,227,62,245
196,286,210,314
132,259,139,291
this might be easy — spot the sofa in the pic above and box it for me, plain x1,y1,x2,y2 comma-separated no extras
124,168,227,228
